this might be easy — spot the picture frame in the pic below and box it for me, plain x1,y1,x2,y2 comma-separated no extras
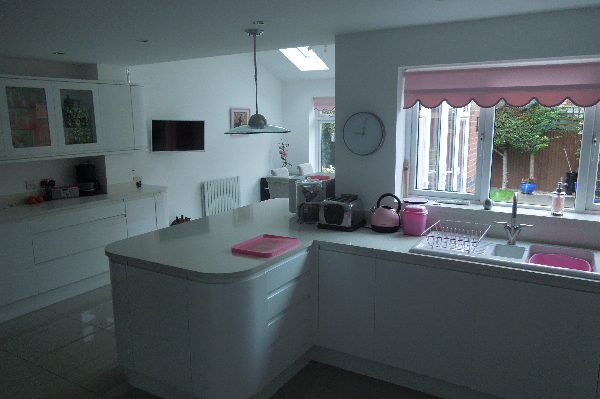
230,108,251,128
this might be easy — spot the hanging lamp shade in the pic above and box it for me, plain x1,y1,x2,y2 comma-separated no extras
225,29,290,134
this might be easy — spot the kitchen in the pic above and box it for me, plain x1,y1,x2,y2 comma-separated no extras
2,3,600,399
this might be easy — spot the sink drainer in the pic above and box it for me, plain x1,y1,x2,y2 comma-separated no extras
422,220,491,253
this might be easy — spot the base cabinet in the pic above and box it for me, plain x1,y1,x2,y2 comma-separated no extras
318,249,375,360
111,249,313,399
473,276,600,399
0,221,36,307
375,258,476,388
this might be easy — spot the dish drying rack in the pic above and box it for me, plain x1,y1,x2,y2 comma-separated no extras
422,220,491,253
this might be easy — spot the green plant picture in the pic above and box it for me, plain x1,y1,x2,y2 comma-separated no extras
63,106,95,145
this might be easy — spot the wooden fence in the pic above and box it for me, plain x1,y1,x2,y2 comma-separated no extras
490,130,581,192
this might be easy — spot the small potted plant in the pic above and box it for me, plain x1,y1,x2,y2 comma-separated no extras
520,177,536,194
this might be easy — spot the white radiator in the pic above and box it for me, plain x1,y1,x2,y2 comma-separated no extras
202,176,240,217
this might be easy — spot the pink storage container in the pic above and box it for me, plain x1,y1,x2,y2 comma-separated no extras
402,205,428,236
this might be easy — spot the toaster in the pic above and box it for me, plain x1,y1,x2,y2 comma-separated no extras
318,195,365,231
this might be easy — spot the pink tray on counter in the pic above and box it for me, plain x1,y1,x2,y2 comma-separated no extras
231,234,300,257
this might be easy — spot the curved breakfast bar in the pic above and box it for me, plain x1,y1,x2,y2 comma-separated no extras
106,198,600,399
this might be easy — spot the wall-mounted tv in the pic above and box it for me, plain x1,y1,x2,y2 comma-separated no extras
151,120,205,152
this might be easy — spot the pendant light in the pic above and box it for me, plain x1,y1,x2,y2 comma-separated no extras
225,29,290,134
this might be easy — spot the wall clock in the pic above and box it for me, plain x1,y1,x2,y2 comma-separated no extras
343,112,385,155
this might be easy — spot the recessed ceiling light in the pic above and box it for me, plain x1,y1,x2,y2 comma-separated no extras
52,52,65,55
136,39,149,43
279,46,328,71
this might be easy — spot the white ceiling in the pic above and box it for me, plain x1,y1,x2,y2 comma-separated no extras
1,0,598,81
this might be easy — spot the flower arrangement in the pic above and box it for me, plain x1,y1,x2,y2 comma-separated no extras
278,139,291,168
522,177,536,184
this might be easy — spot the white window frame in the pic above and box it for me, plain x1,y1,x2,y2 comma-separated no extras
407,101,600,212
407,103,494,203
314,109,335,172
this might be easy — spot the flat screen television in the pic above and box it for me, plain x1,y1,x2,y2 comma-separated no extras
151,120,205,151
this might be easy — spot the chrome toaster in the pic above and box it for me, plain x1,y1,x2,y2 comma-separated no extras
317,195,365,231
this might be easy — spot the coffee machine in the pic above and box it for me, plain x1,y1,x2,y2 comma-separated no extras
76,163,101,196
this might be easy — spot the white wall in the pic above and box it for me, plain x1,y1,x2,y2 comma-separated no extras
281,79,335,172
335,6,600,208
104,53,286,221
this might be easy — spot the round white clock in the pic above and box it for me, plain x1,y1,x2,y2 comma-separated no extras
343,112,385,155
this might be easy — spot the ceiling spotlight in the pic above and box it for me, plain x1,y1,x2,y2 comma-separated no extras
52,52,65,55
253,21,266,25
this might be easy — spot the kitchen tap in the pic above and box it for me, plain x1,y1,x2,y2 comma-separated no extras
494,192,533,245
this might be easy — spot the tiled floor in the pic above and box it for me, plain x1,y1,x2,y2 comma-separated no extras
0,285,441,399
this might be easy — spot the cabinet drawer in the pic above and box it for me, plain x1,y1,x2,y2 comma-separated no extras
266,250,310,292
268,296,312,346
36,246,109,293
32,201,125,233
267,272,311,320
33,215,127,264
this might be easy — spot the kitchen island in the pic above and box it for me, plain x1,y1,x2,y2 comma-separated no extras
106,198,600,399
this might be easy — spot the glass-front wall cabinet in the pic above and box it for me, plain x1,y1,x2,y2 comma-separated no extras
53,82,102,152
0,79,103,159
0,78,59,158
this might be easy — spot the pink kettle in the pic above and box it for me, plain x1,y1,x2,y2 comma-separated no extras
370,193,401,233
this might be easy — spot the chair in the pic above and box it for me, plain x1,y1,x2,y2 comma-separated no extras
271,167,290,177
297,163,314,176
266,176,290,199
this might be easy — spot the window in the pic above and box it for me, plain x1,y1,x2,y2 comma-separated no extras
313,97,335,173
405,62,600,212
315,108,335,173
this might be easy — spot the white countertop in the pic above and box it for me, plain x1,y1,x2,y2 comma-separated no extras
0,183,167,225
105,198,600,291
105,198,422,282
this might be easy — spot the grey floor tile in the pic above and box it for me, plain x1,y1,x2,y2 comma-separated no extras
1,316,103,363
0,349,45,389
278,361,335,398
60,348,126,395
40,328,117,374
0,367,99,399
69,300,115,330
46,286,113,316
101,383,162,398
0,308,62,343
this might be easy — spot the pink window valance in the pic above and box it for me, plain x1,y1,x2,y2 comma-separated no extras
403,62,600,109
314,97,335,111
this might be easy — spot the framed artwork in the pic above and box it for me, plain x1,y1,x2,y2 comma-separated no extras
230,108,250,128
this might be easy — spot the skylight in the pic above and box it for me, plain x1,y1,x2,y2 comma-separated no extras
279,46,329,71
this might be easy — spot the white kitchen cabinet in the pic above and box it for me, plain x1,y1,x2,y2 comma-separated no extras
51,80,103,154
126,265,193,393
99,84,135,151
0,78,60,159
0,75,144,161
318,249,375,360
473,275,600,399
33,214,127,264
125,196,157,237
375,258,477,388
130,85,148,149
0,221,37,307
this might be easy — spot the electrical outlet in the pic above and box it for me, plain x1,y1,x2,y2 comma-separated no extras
26,180,36,190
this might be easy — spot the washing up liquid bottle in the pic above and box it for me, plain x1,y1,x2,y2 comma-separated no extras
551,179,567,216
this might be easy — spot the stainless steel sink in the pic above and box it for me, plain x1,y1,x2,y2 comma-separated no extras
492,244,526,259
410,237,598,276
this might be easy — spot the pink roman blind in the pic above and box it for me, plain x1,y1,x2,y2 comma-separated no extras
403,62,600,109
313,97,335,111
